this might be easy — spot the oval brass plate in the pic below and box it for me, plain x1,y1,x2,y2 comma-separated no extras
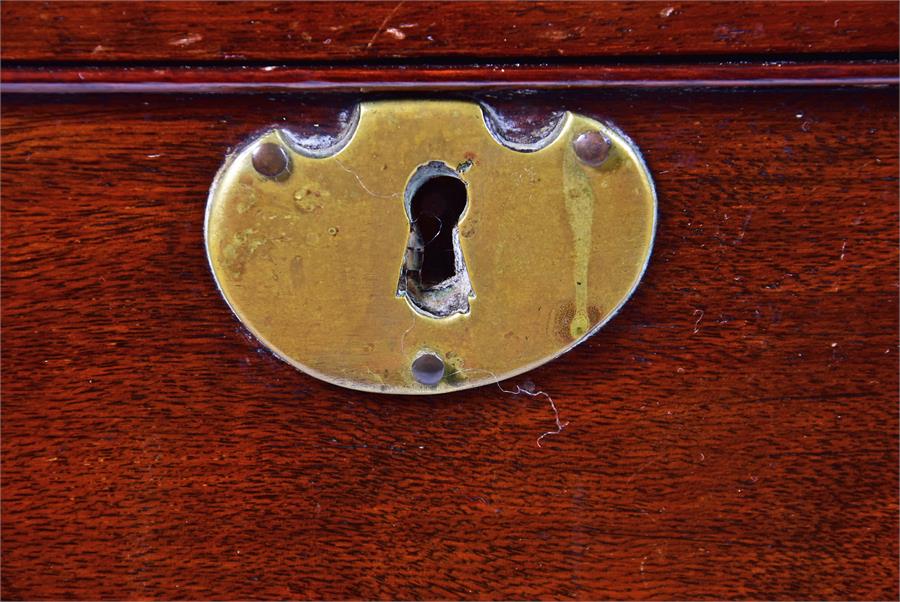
206,100,656,394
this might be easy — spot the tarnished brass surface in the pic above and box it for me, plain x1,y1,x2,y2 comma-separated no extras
205,100,656,394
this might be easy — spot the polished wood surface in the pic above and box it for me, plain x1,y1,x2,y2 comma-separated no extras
2,87,897,599
3,0,898,598
2,0,898,62
2,61,898,93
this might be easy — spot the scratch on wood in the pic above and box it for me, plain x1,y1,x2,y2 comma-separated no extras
693,309,704,334
169,33,203,47
446,368,569,447
366,2,405,50
496,381,569,447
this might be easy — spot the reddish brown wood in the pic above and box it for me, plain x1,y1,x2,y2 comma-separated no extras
2,61,898,93
1,1,898,63
2,87,897,600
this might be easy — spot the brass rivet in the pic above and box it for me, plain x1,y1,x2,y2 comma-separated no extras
573,131,611,167
411,353,445,386
252,142,290,178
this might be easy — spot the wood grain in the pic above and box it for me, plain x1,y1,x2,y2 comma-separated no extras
2,87,897,600
2,0,898,63
2,61,898,94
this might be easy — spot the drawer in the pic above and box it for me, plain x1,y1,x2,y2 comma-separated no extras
2,2,898,599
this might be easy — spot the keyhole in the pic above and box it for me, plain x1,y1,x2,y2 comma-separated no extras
398,162,474,318
412,176,466,286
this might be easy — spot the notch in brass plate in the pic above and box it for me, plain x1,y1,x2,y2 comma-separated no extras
205,100,656,394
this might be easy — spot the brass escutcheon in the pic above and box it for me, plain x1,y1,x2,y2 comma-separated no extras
205,100,656,394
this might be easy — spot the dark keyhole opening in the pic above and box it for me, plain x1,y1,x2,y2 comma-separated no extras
409,175,467,287
398,163,473,318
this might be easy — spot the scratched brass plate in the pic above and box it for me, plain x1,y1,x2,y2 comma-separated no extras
205,100,655,394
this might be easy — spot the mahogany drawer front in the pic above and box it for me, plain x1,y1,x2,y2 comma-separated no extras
2,1,898,62
2,87,897,600
2,1,899,599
